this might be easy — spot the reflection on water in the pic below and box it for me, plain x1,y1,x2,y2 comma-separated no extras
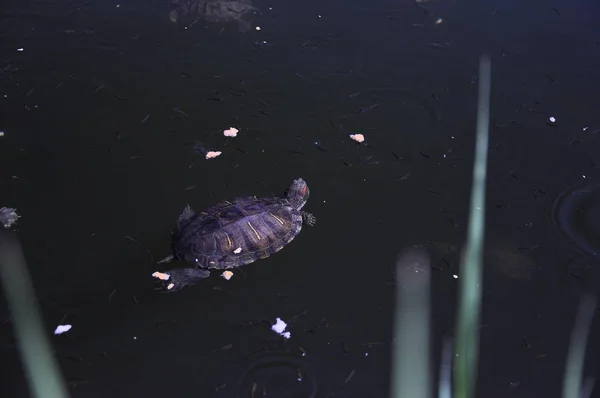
170,0,259,31
551,182,600,258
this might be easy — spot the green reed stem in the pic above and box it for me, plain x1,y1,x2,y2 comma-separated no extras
0,228,70,398
562,295,596,398
453,54,491,398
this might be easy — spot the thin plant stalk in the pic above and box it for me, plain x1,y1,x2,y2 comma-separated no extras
453,54,491,398
0,227,70,398
391,249,432,398
562,295,596,398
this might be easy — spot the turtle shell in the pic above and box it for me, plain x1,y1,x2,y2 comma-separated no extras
171,196,303,269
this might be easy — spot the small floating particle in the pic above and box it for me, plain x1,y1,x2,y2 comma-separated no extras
152,271,170,281
349,133,365,143
233,247,242,254
221,271,234,280
17,48,24,52
271,317,291,339
255,26,261,30
223,127,239,137
54,324,72,335
314,141,328,152
0,131,4,137
549,116,556,123
435,18,443,24
167,283,175,290
205,151,222,159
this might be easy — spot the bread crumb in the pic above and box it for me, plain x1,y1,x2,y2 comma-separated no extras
221,271,234,280
205,151,222,159
349,133,365,143
223,127,239,137
152,271,170,281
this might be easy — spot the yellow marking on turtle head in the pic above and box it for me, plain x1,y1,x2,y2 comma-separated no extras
247,221,261,240
269,213,285,225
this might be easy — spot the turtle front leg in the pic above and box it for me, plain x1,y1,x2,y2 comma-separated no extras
301,211,316,226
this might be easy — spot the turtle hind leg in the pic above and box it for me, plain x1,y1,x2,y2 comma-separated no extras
159,267,210,292
301,211,316,226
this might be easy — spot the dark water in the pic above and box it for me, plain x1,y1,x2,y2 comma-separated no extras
1,0,600,396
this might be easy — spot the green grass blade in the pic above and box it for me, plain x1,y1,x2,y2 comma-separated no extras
453,54,491,398
391,249,432,398
562,295,596,398
0,228,70,398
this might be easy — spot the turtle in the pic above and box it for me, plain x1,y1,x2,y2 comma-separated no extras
155,178,316,291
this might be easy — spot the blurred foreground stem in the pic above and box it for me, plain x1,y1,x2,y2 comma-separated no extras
562,295,596,398
453,54,491,398
0,227,69,398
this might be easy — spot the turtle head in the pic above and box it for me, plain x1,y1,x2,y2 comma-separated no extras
285,178,310,210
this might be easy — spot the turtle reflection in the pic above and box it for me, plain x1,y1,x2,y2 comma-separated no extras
170,0,259,31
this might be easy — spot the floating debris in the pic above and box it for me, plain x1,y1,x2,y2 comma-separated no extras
357,103,378,114
152,271,170,281
221,270,234,280
271,317,291,339
173,108,189,117
169,9,178,23
349,133,365,143
253,40,273,48
167,283,175,290
0,131,4,137
314,141,328,152
223,127,239,137
429,41,451,49
0,207,20,228
170,0,259,32
205,151,222,159
54,324,72,335
233,247,242,254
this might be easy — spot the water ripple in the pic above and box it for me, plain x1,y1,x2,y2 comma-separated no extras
551,182,600,259
233,350,318,397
